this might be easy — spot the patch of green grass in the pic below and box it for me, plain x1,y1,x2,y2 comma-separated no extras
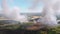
0,24,21,30
47,25,60,34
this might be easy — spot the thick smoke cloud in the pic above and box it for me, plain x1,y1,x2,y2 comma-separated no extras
0,0,60,25
2,0,10,16
1,0,28,23
41,0,60,28
30,0,59,28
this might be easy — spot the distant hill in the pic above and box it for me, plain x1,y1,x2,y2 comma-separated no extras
21,13,42,16
0,13,60,20
0,20,20,25
21,13,60,20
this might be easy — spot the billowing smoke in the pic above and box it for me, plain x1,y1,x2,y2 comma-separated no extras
1,0,28,23
9,6,20,20
41,7,58,28
53,1,60,20
2,0,10,17
28,0,58,27
41,0,59,28
11,6,28,23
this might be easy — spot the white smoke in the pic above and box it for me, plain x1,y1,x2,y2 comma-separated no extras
1,0,28,23
11,6,28,23
41,7,58,28
1,0,60,25
28,0,58,28
41,0,60,28
2,0,10,16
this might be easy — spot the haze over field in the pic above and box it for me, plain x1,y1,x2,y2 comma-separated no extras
0,0,60,27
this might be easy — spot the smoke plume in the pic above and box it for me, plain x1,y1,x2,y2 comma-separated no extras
1,0,28,23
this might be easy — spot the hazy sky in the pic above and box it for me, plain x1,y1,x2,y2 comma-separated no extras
0,0,43,13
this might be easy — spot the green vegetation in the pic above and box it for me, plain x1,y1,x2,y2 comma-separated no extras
0,22,33,30
0,24,20,30
0,22,60,34
41,25,60,34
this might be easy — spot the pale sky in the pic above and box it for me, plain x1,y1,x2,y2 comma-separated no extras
0,0,43,13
